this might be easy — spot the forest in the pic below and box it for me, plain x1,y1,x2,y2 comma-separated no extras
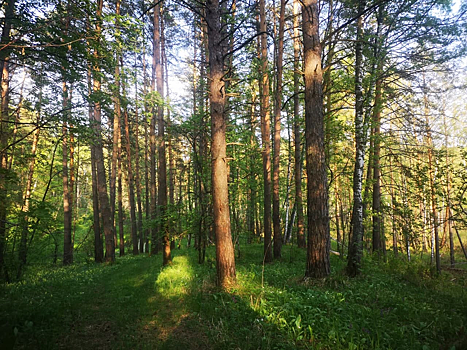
1,0,467,349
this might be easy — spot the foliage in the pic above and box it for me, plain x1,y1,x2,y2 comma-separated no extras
1,244,466,349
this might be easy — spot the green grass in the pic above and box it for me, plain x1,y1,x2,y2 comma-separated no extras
1,244,466,349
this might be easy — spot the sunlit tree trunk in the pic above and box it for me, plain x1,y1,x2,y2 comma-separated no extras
302,0,331,278
206,0,236,288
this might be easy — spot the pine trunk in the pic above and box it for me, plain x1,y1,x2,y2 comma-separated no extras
302,0,331,278
206,0,236,288
93,0,115,262
293,0,305,249
259,0,273,263
272,0,285,259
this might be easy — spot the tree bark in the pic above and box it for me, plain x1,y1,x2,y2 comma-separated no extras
259,0,273,264
87,41,103,263
302,0,331,278
150,3,159,255
158,4,171,265
62,82,73,265
347,0,366,277
206,0,236,288
372,74,383,255
293,0,305,249
272,0,285,259
93,0,115,262
424,78,440,274
0,0,16,282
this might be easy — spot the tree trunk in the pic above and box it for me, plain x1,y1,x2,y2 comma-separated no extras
259,0,273,264
0,0,16,282
272,0,285,259
87,42,103,263
134,54,144,253
293,0,305,249
123,106,138,255
302,0,331,278
17,95,41,279
156,4,171,265
62,81,73,265
347,0,366,277
150,4,159,255
109,0,122,247
372,74,383,255
371,3,384,256
118,156,124,256
424,81,440,274
206,0,236,288
93,0,115,262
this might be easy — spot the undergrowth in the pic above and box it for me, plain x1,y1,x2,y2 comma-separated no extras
0,244,466,349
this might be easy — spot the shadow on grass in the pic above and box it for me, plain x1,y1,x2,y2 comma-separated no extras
155,247,299,350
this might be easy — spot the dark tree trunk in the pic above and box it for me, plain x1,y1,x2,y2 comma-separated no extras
93,0,115,262
63,82,73,265
87,54,103,263
347,0,366,277
293,0,305,249
272,0,285,259
0,0,16,282
150,3,159,255
155,4,171,265
259,0,273,264
372,75,383,255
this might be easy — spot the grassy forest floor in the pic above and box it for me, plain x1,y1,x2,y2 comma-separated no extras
1,244,466,350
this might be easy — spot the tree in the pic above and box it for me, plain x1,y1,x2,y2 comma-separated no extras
259,0,273,264
293,0,305,249
91,0,115,263
205,0,236,288
302,0,331,278
346,0,366,277
272,0,285,259
0,0,16,282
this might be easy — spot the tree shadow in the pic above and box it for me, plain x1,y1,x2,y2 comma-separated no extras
155,247,299,350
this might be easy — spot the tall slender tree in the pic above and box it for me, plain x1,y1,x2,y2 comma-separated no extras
347,0,366,277
259,0,273,263
91,0,115,262
272,0,285,259
293,0,305,249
